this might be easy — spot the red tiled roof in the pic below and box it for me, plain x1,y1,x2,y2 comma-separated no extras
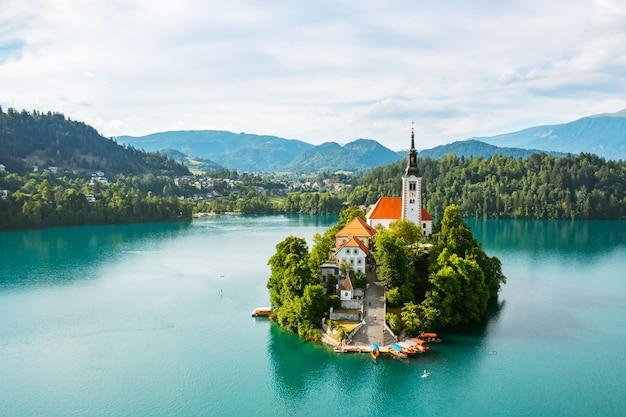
421,208,434,221
367,197,434,222
337,235,370,256
367,197,402,219
336,216,377,237
341,275,354,291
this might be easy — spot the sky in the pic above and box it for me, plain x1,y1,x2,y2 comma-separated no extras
1,0,626,151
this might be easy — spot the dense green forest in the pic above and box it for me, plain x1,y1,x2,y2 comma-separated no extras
0,172,191,230
192,152,626,220
0,107,190,176
0,108,197,230
341,153,626,220
193,192,345,216
377,206,505,333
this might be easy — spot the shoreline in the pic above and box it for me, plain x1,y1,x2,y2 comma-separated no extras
192,211,243,217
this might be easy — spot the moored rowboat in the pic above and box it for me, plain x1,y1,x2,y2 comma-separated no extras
419,332,442,343
388,343,408,359
251,307,272,317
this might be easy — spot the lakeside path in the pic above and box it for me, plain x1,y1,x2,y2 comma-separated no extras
350,267,396,348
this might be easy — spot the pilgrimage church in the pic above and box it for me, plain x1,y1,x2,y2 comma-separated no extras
322,127,434,310
365,127,434,237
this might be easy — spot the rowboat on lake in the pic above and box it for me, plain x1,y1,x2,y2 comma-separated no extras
419,332,442,343
251,307,272,317
397,341,418,355
407,338,430,353
371,344,380,359
388,343,408,359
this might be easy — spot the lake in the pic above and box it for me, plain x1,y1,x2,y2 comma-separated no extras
1,216,625,417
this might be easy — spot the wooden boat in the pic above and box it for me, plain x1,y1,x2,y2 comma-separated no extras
388,343,408,359
419,332,442,343
251,307,272,317
397,341,417,355
370,344,380,359
408,338,430,353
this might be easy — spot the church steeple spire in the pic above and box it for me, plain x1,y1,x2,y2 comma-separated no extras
405,122,419,176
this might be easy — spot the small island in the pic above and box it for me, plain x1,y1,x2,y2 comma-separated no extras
265,130,506,355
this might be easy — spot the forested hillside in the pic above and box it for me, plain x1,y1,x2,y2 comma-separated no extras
0,108,190,176
284,139,403,172
158,149,223,173
0,172,192,230
0,107,195,230
420,139,566,159
117,130,313,172
342,153,626,220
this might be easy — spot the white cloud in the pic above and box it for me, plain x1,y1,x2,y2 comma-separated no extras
1,0,625,151
592,0,626,29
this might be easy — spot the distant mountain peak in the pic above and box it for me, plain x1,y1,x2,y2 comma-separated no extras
585,109,626,119
470,110,626,161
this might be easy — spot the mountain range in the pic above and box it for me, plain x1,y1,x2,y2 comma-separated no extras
473,110,626,160
118,110,625,173
116,131,405,173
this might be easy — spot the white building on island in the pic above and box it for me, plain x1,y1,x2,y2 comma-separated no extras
336,235,370,275
366,126,433,237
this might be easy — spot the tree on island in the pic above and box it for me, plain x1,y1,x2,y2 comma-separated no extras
429,204,506,300
376,204,506,333
266,236,327,341
373,218,428,307
308,206,365,277
267,207,366,340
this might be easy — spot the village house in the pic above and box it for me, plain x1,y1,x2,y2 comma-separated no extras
321,216,377,285
336,236,370,275
334,216,377,250
89,171,109,185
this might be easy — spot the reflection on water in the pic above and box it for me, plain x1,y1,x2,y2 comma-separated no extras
467,219,626,256
0,222,192,287
447,297,505,338
268,323,328,398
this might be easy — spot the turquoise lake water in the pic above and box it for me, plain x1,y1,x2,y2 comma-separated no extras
0,216,625,417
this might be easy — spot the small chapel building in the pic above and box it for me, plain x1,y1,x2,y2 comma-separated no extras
365,127,434,237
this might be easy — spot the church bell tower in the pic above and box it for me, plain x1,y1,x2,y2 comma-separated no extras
401,124,422,225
